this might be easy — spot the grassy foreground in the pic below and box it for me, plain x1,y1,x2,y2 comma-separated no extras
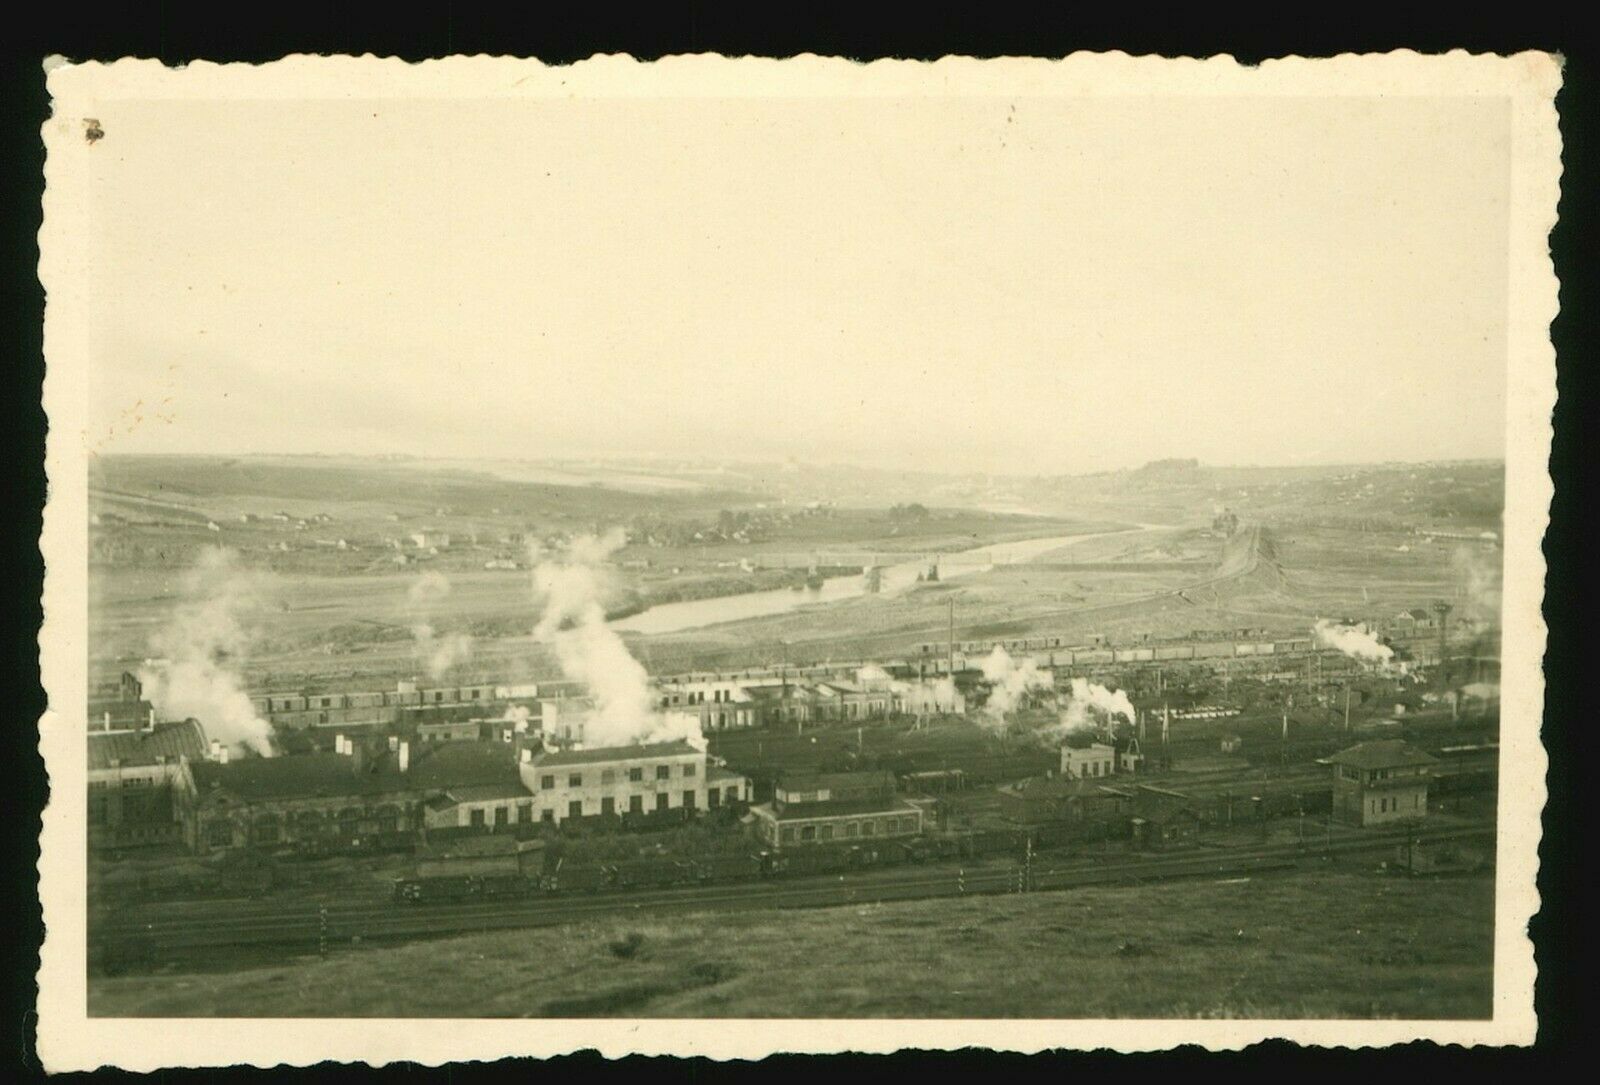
89,870,1494,1019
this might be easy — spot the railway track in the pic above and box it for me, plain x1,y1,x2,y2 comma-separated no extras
91,823,1493,967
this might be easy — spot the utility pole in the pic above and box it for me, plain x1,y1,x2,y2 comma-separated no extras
948,597,956,677
1344,685,1352,732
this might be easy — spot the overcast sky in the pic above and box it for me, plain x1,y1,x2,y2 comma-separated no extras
82,94,1511,475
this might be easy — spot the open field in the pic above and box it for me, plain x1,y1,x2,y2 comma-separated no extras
87,455,1503,688
87,868,1495,1018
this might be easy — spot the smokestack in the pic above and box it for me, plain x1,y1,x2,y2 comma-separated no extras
103,711,112,732
398,740,410,773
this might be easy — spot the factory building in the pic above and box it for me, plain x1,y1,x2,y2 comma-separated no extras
88,716,209,850
89,671,159,734
810,680,891,721
515,740,750,825
655,681,759,731
749,771,924,849
744,683,816,727
1323,740,1438,827
185,737,526,855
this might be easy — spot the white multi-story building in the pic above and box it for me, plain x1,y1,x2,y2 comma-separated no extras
515,739,752,824
1060,742,1117,780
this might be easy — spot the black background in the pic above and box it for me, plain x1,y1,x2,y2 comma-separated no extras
1,7,1588,1079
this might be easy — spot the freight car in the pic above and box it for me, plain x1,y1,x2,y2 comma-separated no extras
603,858,700,890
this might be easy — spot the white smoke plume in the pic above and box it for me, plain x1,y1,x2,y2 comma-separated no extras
978,646,1053,724
1313,619,1394,664
531,530,701,749
406,571,474,680
1452,546,1503,625
1057,677,1137,734
500,704,532,733
892,676,963,715
856,664,892,685
1461,682,1500,701
137,548,275,757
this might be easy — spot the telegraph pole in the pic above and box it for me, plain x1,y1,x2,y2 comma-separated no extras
947,597,956,676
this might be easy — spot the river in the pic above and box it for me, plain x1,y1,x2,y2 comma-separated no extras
609,523,1162,635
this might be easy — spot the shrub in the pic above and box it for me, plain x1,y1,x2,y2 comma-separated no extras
608,932,646,960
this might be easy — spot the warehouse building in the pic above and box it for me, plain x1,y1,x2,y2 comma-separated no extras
997,775,1133,825
749,770,924,849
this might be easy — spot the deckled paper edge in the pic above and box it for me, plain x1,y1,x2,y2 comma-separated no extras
35,50,1561,1070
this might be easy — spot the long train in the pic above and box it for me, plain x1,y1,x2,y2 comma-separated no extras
910,631,1456,667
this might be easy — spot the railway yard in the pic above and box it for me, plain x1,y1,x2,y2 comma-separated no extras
83,455,1507,1017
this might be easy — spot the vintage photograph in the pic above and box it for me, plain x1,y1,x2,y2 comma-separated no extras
37,54,1558,1064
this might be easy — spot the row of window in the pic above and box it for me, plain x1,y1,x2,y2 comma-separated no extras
469,788,715,826
1369,794,1421,815
539,763,695,790
777,815,918,844
467,785,749,827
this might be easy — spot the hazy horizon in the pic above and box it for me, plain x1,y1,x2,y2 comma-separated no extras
84,94,1511,475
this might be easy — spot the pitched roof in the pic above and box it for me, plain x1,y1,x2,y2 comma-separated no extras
778,770,896,793
438,782,533,803
1133,803,1201,825
193,740,524,803
757,796,921,821
532,739,699,767
1004,776,1125,801
1323,740,1439,770
88,719,208,770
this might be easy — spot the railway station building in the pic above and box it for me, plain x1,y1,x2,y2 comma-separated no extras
1323,739,1438,827
517,740,750,824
